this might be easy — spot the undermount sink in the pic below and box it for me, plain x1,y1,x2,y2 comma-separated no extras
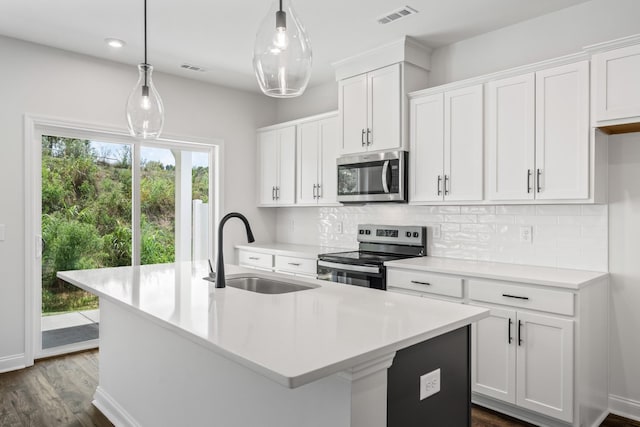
206,275,317,294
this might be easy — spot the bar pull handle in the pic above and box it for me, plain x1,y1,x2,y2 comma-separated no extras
288,263,301,266
502,293,529,300
248,257,260,260
444,175,450,195
313,184,317,199
527,169,532,194
366,128,372,145
536,169,542,193
437,175,442,196
317,184,322,199
518,320,523,346
272,186,275,200
410,280,431,286
361,129,366,146
508,318,513,344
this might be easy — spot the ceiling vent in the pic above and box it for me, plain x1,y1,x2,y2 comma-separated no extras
377,6,418,25
180,63,206,72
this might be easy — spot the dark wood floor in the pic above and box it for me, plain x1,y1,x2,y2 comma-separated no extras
1,350,638,427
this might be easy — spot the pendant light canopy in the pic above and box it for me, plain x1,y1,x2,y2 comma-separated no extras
126,0,164,139
253,0,312,98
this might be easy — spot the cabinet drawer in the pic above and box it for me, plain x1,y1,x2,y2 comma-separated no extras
275,255,317,275
468,279,574,316
387,269,463,298
238,250,273,269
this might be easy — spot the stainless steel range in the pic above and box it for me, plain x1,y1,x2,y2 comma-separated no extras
317,224,427,290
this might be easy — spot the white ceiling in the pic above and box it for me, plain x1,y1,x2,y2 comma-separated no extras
0,0,590,92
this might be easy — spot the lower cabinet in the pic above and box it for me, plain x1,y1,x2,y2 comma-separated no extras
237,249,317,279
472,308,574,423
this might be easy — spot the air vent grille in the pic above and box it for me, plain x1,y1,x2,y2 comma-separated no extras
180,63,206,72
377,6,418,24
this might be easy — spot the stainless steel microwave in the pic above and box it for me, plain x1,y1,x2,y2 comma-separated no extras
336,150,407,203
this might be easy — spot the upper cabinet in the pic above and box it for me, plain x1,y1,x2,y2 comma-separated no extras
334,37,431,156
487,61,590,201
257,126,296,207
296,114,340,206
592,41,640,131
339,64,401,154
410,84,484,203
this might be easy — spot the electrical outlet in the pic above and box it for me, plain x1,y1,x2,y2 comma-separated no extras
519,226,533,243
334,221,343,234
289,219,295,233
432,224,441,239
420,368,440,400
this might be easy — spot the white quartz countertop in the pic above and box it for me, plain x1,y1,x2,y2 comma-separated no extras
236,242,351,258
58,262,487,388
384,256,608,290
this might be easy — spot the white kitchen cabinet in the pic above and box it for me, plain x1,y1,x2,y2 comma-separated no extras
409,84,483,203
486,61,589,201
471,308,516,404
535,61,589,200
296,115,339,205
486,74,535,201
258,126,296,206
593,43,640,127
339,64,401,154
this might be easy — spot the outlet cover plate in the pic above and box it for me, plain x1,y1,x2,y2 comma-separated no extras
420,368,441,400
519,226,533,243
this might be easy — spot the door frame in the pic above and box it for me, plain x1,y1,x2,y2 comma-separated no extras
24,114,224,362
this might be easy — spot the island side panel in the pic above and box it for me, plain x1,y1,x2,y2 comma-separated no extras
95,299,353,427
387,326,471,427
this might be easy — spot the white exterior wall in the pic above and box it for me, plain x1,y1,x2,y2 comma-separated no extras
0,35,277,370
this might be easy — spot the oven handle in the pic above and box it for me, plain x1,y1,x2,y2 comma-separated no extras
317,260,381,274
381,160,390,193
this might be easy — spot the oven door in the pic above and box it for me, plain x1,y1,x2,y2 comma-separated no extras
337,150,406,203
316,260,386,290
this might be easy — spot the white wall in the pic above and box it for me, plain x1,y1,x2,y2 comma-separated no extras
429,0,640,86
0,35,276,369
277,205,608,271
276,81,338,123
608,133,640,418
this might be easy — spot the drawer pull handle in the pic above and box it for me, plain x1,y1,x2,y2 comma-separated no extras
288,262,301,266
248,257,260,260
410,280,431,286
518,320,523,346
502,293,529,300
508,318,513,344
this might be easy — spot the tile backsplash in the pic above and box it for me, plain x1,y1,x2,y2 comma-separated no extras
275,204,608,272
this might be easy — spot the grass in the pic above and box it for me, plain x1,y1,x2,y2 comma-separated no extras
42,288,99,314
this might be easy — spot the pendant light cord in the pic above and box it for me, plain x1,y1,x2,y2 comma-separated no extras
144,0,148,86
279,0,282,12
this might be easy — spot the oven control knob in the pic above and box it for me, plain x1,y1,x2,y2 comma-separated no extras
413,232,419,238
359,230,365,235
406,232,411,238
365,230,371,235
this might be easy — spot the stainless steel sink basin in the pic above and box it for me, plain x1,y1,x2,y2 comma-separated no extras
207,276,317,294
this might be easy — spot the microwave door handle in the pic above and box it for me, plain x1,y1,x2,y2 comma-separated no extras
382,160,390,193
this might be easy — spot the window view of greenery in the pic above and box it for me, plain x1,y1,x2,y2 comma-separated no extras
42,136,209,315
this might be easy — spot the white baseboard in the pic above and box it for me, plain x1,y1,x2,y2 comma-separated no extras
0,353,28,373
609,394,640,422
93,386,140,427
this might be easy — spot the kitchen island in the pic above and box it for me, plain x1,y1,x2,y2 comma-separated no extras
58,262,488,427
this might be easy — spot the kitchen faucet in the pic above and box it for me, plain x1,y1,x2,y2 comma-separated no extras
215,212,255,288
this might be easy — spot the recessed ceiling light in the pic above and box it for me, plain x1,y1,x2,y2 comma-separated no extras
105,38,126,49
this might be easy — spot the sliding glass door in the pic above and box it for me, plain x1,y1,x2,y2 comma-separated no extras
36,131,215,357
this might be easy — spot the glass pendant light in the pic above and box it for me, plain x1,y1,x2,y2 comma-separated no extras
126,0,164,139
253,0,312,98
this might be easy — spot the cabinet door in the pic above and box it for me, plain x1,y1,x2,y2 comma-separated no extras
593,44,640,123
409,93,444,202
318,116,339,204
368,63,401,151
471,307,517,404
277,126,297,205
258,130,278,205
296,121,320,205
516,312,574,423
444,84,484,201
487,74,535,201
535,61,589,200
339,74,368,154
